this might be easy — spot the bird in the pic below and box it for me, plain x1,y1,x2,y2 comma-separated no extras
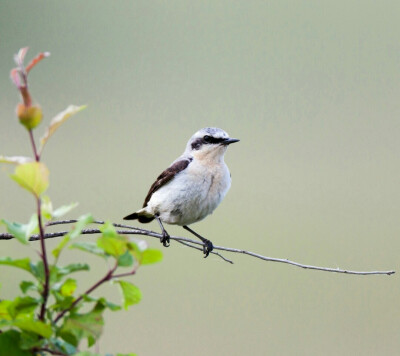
123,127,239,258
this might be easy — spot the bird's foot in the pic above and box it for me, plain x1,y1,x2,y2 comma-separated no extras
203,239,213,258
160,231,170,247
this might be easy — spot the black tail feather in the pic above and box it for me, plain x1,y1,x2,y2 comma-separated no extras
123,212,138,220
123,212,154,223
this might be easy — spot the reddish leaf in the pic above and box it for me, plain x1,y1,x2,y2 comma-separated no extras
26,52,50,73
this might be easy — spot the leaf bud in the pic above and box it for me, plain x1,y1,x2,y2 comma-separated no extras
16,103,42,130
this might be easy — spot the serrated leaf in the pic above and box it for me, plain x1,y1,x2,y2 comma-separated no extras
0,156,33,165
0,257,31,273
1,214,38,244
40,105,86,152
60,279,77,297
0,330,32,356
141,249,163,265
117,281,142,309
52,202,78,219
10,162,49,197
13,319,52,338
70,241,106,257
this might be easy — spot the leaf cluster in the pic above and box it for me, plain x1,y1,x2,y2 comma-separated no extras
0,48,161,356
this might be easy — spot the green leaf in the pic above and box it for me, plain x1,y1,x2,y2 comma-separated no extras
51,292,75,312
30,261,45,281
0,257,31,273
70,241,106,257
141,249,163,265
60,278,77,297
1,214,38,244
0,330,32,356
99,221,118,237
82,296,121,312
52,202,79,218
41,195,53,220
13,319,52,338
52,235,70,259
0,300,12,321
0,156,33,165
10,162,49,197
60,312,103,348
69,214,94,239
52,263,89,281
117,250,134,267
40,105,86,152
97,235,128,258
53,214,94,259
7,296,39,319
117,281,142,309
19,281,37,294
18,331,44,350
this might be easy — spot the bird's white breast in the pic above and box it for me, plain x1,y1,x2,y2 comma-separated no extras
146,158,231,226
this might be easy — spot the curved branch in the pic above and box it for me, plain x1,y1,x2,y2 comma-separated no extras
0,219,395,276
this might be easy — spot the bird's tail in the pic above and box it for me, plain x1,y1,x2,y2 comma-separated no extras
123,209,154,223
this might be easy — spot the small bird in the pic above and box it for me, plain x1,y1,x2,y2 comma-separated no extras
123,127,239,257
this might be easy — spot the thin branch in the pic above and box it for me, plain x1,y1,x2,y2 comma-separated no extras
37,198,50,321
0,219,394,276
53,260,139,324
53,261,118,324
29,129,39,162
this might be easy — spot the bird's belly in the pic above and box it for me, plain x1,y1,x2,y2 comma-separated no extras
149,167,230,226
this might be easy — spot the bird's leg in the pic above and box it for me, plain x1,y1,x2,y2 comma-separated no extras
183,225,213,258
155,214,170,247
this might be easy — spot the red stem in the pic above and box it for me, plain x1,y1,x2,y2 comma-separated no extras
53,263,118,324
38,199,50,321
28,130,48,321
29,129,39,162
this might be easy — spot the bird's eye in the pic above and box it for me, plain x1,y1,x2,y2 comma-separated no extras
203,135,212,143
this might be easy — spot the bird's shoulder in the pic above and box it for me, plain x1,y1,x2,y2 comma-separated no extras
142,156,193,207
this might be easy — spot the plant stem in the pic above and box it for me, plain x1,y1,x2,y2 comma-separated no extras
28,128,49,321
29,129,39,161
38,197,50,321
53,262,118,324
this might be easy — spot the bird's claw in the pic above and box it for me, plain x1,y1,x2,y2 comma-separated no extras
160,232,170,247
203,240,213,258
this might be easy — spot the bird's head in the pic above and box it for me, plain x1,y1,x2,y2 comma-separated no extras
185,127,239,161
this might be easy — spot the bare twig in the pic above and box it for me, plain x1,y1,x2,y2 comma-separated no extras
0,220,395,276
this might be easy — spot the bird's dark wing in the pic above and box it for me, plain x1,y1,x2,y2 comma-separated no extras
142,157,192,208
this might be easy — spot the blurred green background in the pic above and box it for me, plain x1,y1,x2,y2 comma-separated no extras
1,1,399,355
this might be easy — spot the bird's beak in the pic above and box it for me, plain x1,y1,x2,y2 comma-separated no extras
223,138,240,145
